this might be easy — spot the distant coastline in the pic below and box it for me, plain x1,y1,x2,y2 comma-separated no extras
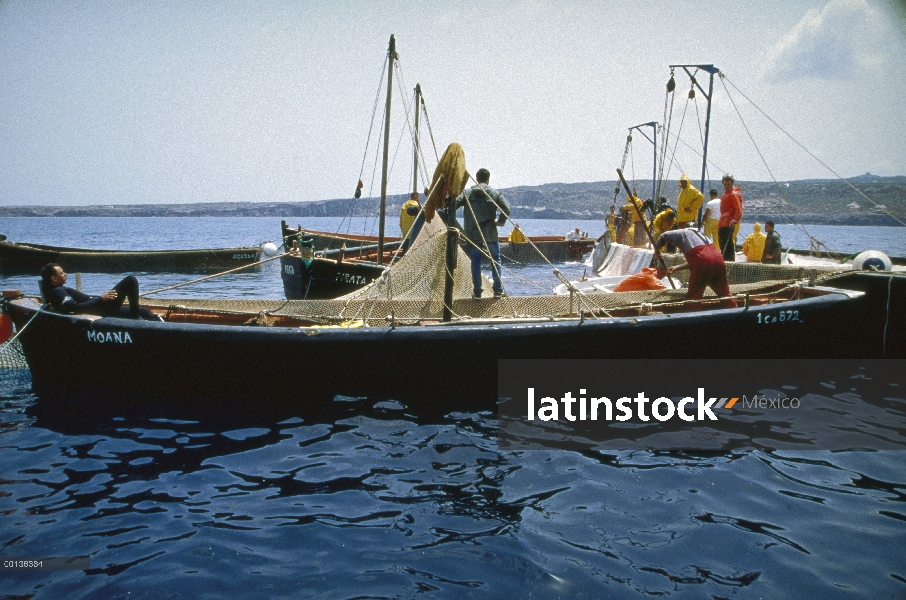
2,174,904,226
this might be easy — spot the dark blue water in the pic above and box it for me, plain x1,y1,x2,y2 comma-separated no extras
1,217,905,598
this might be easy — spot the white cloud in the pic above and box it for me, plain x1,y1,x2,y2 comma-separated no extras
766,0,889,80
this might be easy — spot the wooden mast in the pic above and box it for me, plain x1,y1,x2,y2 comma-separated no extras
412,83,421,197
378,35,396,265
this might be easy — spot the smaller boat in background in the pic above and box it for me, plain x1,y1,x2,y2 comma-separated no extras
0,236,264,275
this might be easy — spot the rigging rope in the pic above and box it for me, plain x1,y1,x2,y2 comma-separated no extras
392,62,433,192
721,75,906,229
718,74,842,256
420,96,441,163
341,54,391,240
658,70,677,195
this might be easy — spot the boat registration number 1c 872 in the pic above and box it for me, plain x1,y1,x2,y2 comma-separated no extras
756,310,801,324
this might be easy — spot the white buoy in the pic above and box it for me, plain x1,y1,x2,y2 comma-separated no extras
852,250,892,272
262,242,279,257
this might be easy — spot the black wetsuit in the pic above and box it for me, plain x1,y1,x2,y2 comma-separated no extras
43,276,159,321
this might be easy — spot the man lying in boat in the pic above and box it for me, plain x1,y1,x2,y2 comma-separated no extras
653,213,738,311
39,263,162,321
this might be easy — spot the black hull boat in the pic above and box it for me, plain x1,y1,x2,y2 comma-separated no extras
279,254,387,300
4,272,903,415
0,239,264,275
278,225,595,300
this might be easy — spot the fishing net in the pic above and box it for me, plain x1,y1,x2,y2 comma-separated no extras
592,242,852,287
137,218,863,328
0,306,32,378
0,339,28,371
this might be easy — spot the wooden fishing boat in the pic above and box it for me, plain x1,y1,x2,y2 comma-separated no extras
279,222,595,300
3,270,902,414
0,238,264,275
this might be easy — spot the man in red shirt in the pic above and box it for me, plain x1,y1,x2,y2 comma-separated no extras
718,174,743,262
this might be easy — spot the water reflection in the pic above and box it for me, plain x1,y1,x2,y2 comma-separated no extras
1,382,904,598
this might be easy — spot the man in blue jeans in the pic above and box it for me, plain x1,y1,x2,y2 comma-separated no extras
454,168,511,298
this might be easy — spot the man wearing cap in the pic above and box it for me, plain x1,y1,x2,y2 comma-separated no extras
454,168,511,298
675,174,705,228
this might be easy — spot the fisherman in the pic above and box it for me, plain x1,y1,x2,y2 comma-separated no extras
675,174,705,227
605,205,618,242
653,214,738,310
702,189,721,248
40,263,162,321
400,192,421,238
507,226,527,243
761,221,782,264
655,196,671,215
651,207,676,248
615,207,632,245
742,222,767,262
623,189,649,248
718,174,743,262
400,192,425,251
454,168,511,298
565,227,582,241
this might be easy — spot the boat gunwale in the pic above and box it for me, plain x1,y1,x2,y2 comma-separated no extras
6,285,863,339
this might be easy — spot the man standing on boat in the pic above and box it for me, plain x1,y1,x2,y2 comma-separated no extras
653,213,738,310
742,222,766,262
39,263,162,321
761,221,782,264
702,189,721,247
623,189,649,248
718,174,743,262
675,174,705,228
454,168,511,298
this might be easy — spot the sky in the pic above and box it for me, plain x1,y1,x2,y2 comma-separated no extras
1,0,904,206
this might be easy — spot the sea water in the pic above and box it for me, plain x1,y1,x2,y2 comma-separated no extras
1,217,904,299
0,216,905,598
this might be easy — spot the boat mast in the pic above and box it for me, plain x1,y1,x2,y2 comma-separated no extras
669,63,718,225
412,83,421,197
628,121,658,205
378,35,397,265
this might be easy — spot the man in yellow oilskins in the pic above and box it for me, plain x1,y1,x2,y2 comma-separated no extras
622,189,649,248
742,222,766,262
651,207,676,248
675,174,705,228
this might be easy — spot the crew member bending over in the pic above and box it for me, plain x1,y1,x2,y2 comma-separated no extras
40,263,162,321
654,214,738,311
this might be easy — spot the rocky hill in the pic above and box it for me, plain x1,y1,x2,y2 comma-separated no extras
2,174,904,226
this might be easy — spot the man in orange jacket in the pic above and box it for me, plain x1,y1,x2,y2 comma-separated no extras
718,174,743,262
